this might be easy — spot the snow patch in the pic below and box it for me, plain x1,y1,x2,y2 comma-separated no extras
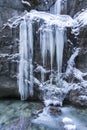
44,99,62,107
63,117,76,130
62,117,73,124
22,0,31,6
64,124,76,130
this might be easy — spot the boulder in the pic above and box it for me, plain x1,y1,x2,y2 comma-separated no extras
65,83,87,107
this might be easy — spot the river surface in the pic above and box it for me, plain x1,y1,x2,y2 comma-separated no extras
0,100,87,130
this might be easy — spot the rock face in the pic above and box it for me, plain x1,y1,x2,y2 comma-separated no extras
0,0,24,28
29,0,56,11
65,83,87,107
0,25,19,98
0,0,87,106
76,26,87,73
0,0,22,98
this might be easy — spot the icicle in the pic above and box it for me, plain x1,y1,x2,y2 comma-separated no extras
49,27,55,71
27,20,34,96
19,18,29,100
55,27,64,80
48,27,55,84
19,18,34,100
40,28,48,83
50,0,62,14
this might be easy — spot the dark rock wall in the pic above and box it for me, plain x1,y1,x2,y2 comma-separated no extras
0,0,22,98
75,26,87,73
0,25,19,98
67,0,87,73
0,0,24,28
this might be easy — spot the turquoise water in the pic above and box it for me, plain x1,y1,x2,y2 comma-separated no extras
0,100,87,130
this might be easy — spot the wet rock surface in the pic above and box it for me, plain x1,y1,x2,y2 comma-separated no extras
49,106,62,115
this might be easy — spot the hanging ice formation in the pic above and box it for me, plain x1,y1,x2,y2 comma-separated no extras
18,0,73,100
50,0,62,14
40,0,64,83
50,0,64,81
19,18,33,100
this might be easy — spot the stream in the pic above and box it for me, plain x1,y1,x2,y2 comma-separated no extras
0,100,87,130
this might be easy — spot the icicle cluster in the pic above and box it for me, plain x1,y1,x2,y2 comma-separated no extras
18,0,74,100
40,25,64,82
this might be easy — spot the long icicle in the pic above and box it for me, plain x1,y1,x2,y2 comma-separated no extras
27,19,34,96
55,27,64,81
49,27,55,84
19,18,29,100
40,28,48,83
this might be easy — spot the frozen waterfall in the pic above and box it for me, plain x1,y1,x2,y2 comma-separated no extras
18,9,74,100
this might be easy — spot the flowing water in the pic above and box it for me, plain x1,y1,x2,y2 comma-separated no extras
0,100,87,130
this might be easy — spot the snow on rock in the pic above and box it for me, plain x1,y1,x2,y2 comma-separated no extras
73,68,87,82
4,10,74,29
34,65,48,73
73,9,87,35
44,99,62,107
65,48,80,77
28,10,74,28
33,77,41,86
62,117,73,124
65,47,87,82
78,95,87,101
74,9,87,27
21,0,31,6
63,117,76,130
64,124,76,130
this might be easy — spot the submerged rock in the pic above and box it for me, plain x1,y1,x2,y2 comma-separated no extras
49,106,61,115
